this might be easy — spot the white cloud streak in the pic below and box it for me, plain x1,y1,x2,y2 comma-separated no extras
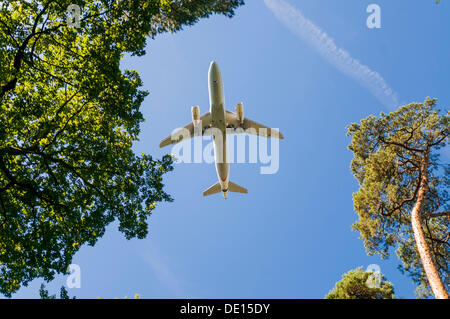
264,0,399,109
137,244,184,297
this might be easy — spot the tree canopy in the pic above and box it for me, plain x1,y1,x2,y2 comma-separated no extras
0,0,244,297
347,98,449,298
326,267,395,299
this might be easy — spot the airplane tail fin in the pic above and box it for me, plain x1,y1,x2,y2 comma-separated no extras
228,181,248,194
203,182,221,196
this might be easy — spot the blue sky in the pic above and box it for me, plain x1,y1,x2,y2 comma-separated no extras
11,0,450,298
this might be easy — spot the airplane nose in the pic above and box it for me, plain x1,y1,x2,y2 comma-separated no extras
209,61,220,81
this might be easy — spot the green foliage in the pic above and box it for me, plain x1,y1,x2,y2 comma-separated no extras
39,283,74,299
0,0,244,297
326,267,395,299
347,98,449,298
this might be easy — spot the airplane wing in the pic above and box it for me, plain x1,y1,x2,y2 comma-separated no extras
225,111,284,139
159,112,212,148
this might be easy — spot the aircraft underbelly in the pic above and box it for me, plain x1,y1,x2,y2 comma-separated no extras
209,62,229,190
212,104,228,187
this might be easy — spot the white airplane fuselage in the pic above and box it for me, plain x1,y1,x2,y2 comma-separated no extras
208,61,229,195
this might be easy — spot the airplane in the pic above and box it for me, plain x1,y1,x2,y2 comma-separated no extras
159,61,284,199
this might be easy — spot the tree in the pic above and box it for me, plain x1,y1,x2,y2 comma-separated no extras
326,267,395,299
347,98,449,299
39,284,140,299
39,283,74,299
0,0,244,297
39,283,143,299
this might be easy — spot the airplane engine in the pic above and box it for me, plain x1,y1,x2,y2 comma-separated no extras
191,105,200,124
236,102,244,125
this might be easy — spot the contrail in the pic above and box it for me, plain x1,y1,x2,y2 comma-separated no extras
137,245,184,297
264,0,399,109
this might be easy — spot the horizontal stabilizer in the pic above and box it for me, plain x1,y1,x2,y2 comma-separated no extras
203,182,222,196
228,181,248,194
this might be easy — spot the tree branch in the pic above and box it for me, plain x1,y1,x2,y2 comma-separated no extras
379,136,424,153
0,1,59,98
423,211,450,219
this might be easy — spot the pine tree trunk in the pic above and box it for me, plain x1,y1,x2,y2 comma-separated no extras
410,153,448,299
